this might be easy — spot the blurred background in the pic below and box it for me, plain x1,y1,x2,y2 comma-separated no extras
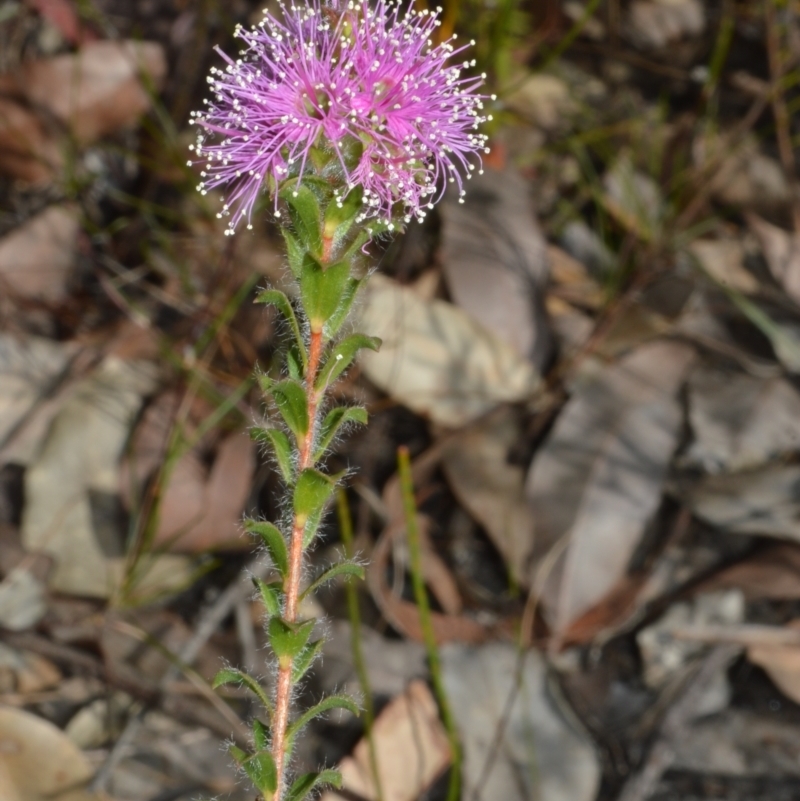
3,1,800,800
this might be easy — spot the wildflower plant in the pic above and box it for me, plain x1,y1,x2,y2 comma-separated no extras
189,1,489,798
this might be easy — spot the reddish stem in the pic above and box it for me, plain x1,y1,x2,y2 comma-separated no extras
270,326,324,800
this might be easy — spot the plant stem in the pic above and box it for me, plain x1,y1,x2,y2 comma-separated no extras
397,446,461,801
271,326,324,800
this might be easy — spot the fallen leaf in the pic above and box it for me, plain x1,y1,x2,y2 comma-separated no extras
703,544,800,600
20,355,195,598
0,707,101,801
547,245,604,310
320,680,451,801
747,619,800,707
440,169,552,368
637,589,744,689
441,408,537,588
358,274,540,427
626,0,705,49
689,238,759,294
0,569,47,631
525,340,696,635
681,368,800,473
26,0,97,45
0,98,63,183
677,465,800,541
747,213,800,307
0,643,61,695
440,643,600,801
122,392,255,552
18,40,167,144
0,205,80,302
504,74,574,130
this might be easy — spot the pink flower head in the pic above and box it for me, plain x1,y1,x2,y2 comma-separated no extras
189,0,492,235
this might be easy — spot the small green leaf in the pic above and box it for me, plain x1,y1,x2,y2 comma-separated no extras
286,345,303,381
314,406,368,460
326,277,363,338
280,183,323,256
229,744,248,764
293,469,336,528
285,770,343,801
242,750,278,794
253,577,283,618
300,561,365,602
268,617,315,661
286,695,360,747
252,427,295,485
255,289,307,371
271,379,309,440
213,667,274,716
300,258,351,332
245,520,288,578
324,186,364,243
316,334,381,392
282,229,305,279
252,718,269,751
292,638,324,684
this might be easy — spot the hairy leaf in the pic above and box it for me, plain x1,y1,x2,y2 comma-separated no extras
213,667,273,715
315,406,368,460
292,638,325,684
300,257,351,333
326,277,364,338
242,750,278,794
316,334,381,392
253,576,283,618
252,718,269,751
252,427,295,485
293,468,336,527
286,695,360,746
280,183,322,256
271,379,309,440
268,617,315,661
300,561,364,602
245,520,288,578
256,289,307,371
285,770,343,801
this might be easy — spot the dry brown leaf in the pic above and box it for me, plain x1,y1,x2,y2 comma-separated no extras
0,205,80,302
547,245,603,309
526,340,696,636
18,40,167,144
441,409,536,588
320,680,451,801
27,0,97,45
747,619,800,706
0,707,101,801
626,0,705,49
0,98,63,183
689,238,758,294
440,169,552,368
358,274,540,427
703,544,800,601
747,213,800,307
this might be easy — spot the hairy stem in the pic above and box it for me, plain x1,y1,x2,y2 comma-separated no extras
270,326,324,800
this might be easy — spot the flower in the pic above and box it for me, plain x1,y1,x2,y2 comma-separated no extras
189,0,492,234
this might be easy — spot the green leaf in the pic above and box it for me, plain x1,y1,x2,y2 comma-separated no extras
300,561,365,602
252,718,269,752
256,289,307,371
300,258,351,333
292,638,324,684
252,427,295,485
293,469,336,528
242,750,278,794
326,277,364,339
324,186,364,244
271,379,309,440
253,577,283,618
282,228,305,279
213,667,274,716
316,334,381,392
245,520,288,578
285,770,343,801
285,695,360,747
314,406,368,460
280,183,322,256
229,744,248,764
268,617,315,661
286,346,303,381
